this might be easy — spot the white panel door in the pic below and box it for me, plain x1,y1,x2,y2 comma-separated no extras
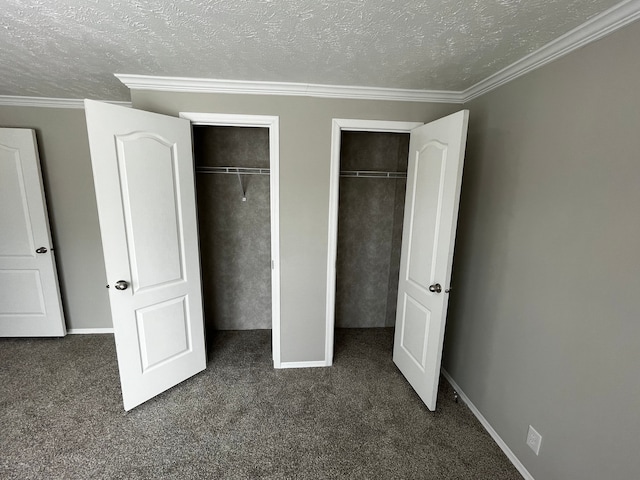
393,110,469,411
85,100,206,411
0,128,65,337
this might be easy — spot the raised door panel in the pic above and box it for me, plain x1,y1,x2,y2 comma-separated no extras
116,133,185,292
399,293,431,371
0,270,45,315
0,145,36,257
406,141,447,293
136,295,191,372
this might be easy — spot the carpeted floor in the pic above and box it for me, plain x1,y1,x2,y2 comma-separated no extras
0,328,522,479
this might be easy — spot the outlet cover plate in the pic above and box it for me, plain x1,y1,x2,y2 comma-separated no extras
526,425,542,455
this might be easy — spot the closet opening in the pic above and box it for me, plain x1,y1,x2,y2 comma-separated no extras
180,113,281,367
325,120,423,365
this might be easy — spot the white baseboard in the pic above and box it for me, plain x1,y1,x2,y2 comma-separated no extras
441,369,535,480
277,360,330,369
67,327,114,334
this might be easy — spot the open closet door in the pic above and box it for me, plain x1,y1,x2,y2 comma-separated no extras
85,100,206,411
0,128,65,337
393,110,469,411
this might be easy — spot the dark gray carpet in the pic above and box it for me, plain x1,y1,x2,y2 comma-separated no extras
0,329,522,479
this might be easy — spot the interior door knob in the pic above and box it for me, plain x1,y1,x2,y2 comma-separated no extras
114,280,129,291
35,247,48,254
428,283,442,293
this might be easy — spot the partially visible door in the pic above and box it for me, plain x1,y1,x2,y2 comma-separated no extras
393,110,469,411
85,100,206,411
0,128,65,337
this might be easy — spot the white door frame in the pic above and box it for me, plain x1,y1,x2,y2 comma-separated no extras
325,119,423,366
179,112,282,367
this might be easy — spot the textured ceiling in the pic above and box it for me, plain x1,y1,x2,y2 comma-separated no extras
0,0,623,101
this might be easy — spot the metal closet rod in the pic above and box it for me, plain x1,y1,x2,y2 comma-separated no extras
340,170,407,179
195,166,270,175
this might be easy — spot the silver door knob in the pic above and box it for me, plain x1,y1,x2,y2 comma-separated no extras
35,247,48,254
429,283,442,293
114,280,129,291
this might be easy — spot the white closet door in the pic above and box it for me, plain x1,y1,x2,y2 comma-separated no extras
85,100,206,411
0,128,65,337
393,110,469,411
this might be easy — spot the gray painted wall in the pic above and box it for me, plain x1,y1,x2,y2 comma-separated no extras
194,126,272,331
444,20,640,480
0,106,111,330
131,92,458,362
335,131,408,328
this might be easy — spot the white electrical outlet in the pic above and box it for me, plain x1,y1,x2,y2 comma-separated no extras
526,425,542,455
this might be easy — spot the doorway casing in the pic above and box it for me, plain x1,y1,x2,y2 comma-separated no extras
179,112,282,367
325,119,423,366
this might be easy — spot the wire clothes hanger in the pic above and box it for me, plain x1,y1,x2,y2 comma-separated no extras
236,172,247,202
195,166,270,201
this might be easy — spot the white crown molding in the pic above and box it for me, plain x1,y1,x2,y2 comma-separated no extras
0,95,85,108
462,0,640,102
0,95,131,109
115,74,464,104
118,1,640,105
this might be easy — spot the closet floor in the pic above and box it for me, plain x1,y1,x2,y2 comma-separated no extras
1,329,522,479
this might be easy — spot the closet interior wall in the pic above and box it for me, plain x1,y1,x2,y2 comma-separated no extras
336,131,409,328
193,126,272,331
